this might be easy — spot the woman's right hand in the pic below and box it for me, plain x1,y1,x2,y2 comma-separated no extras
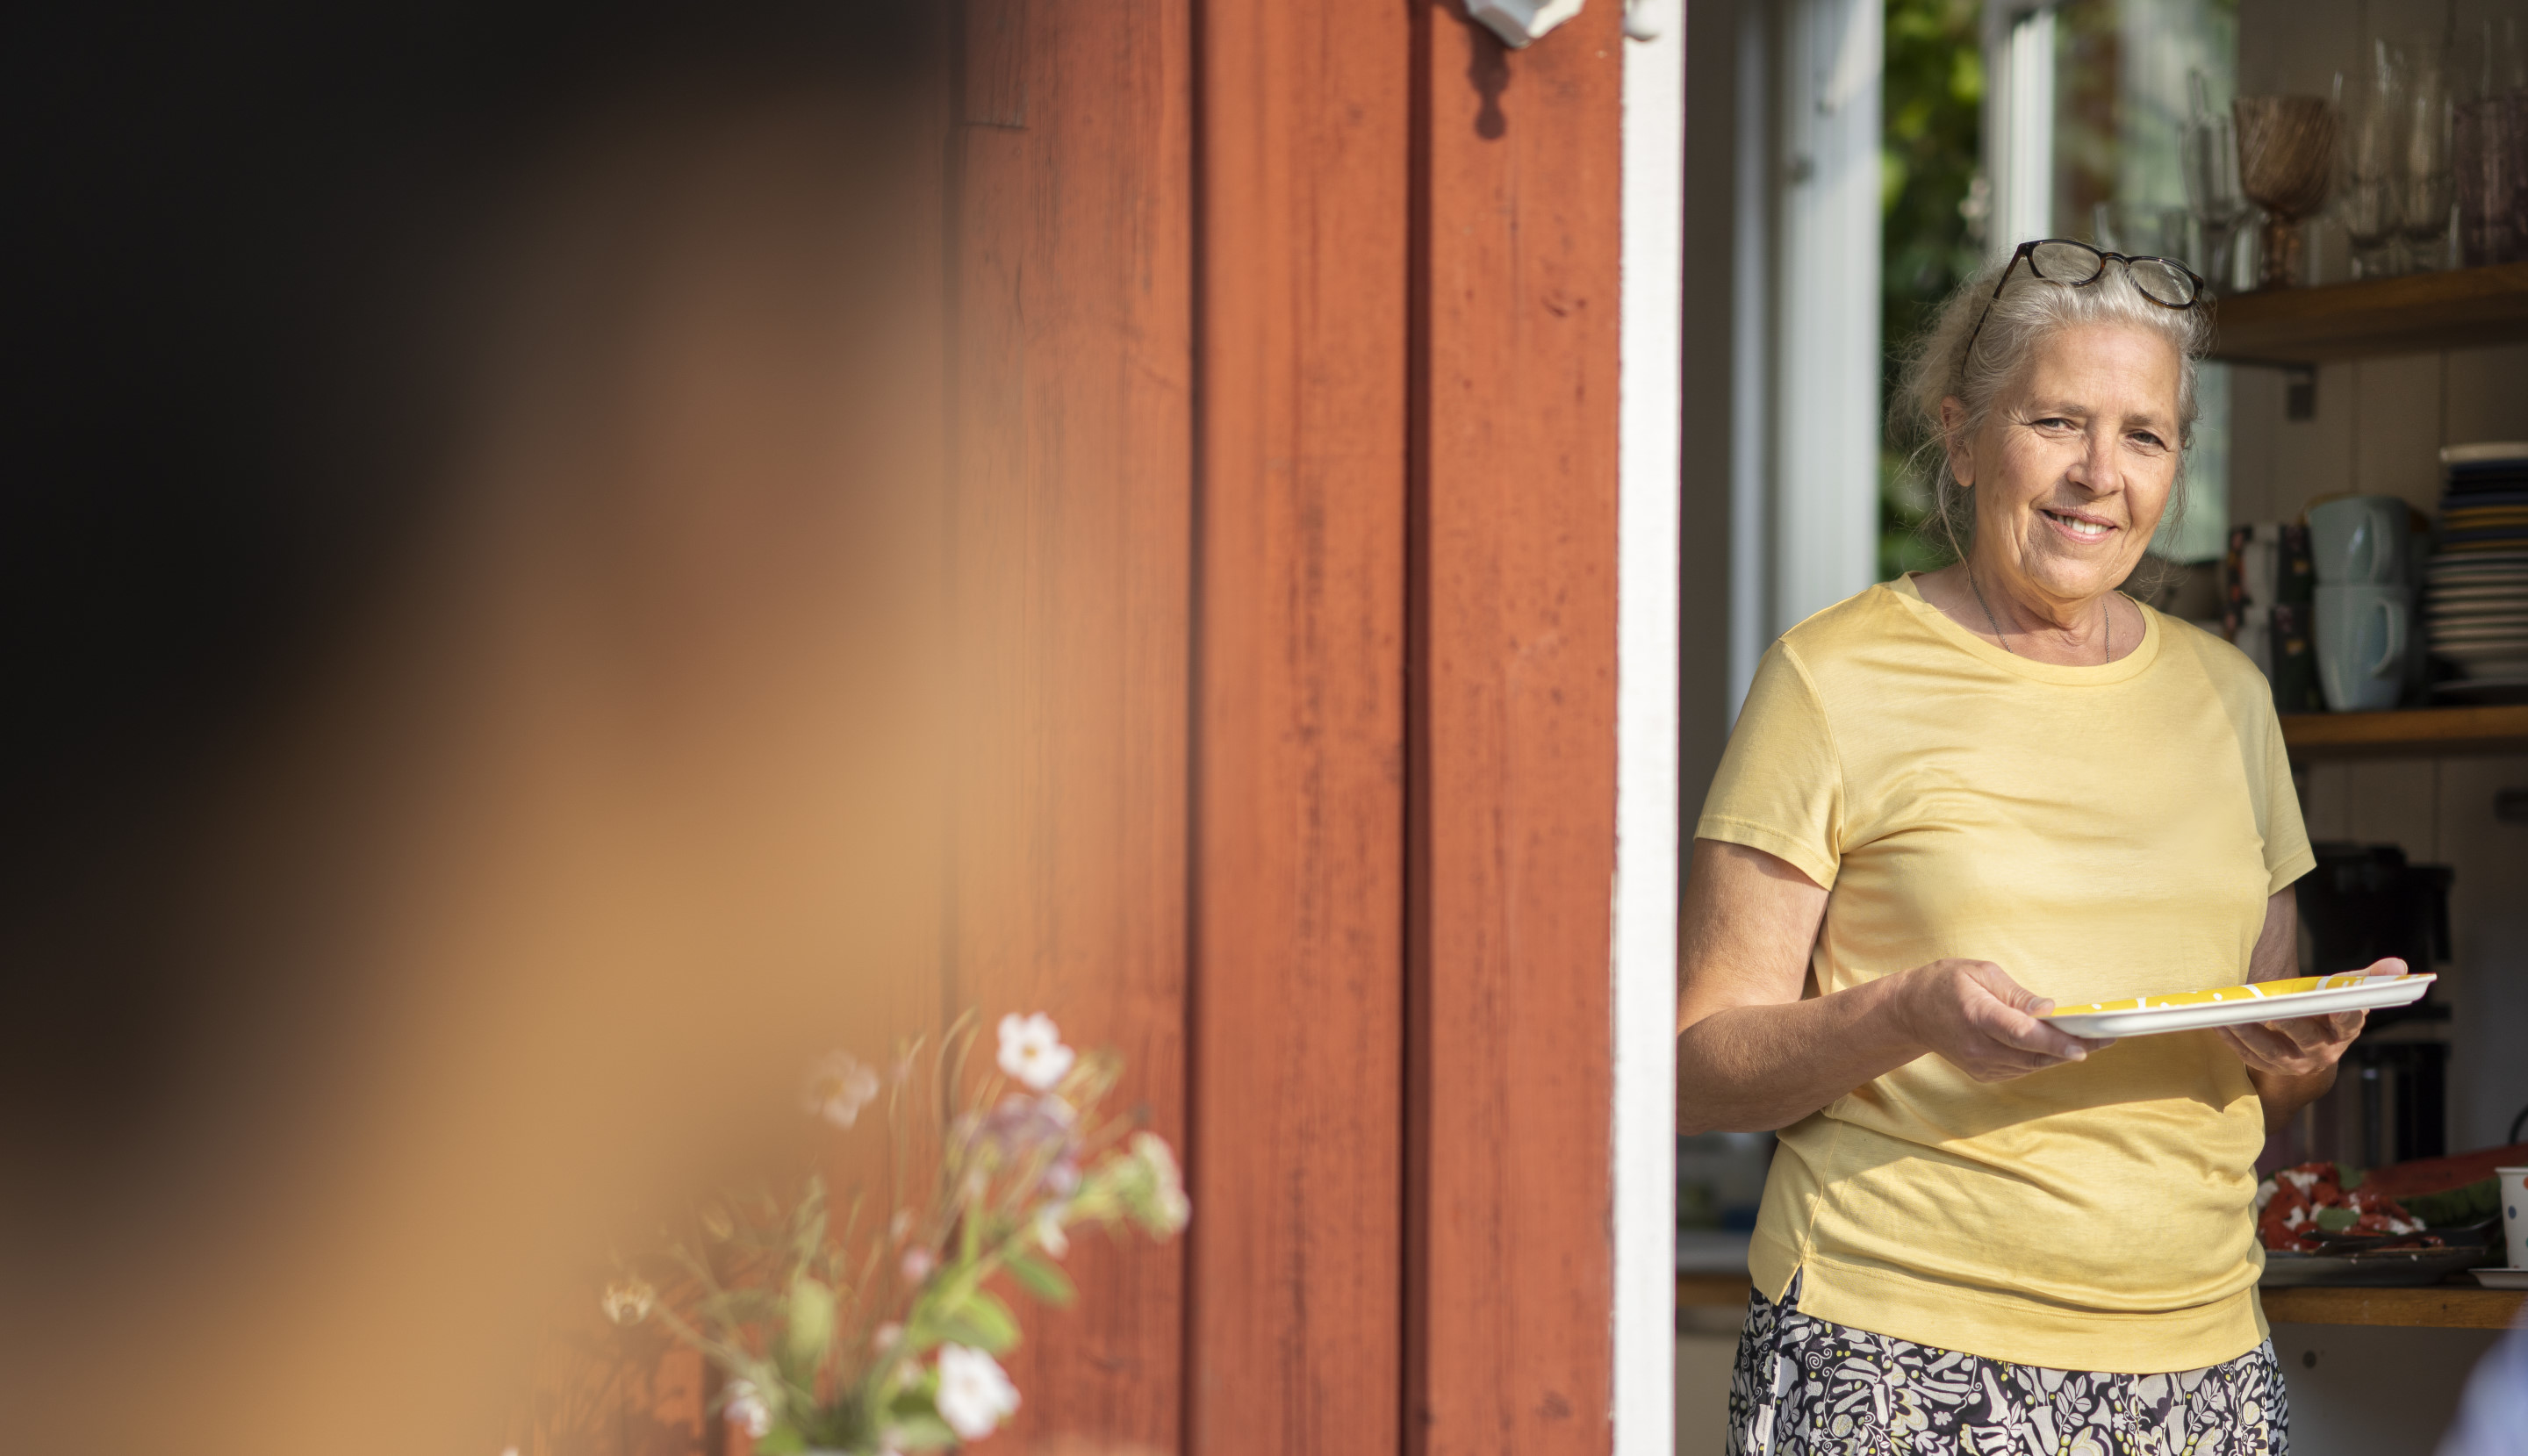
1892,959,2114,1082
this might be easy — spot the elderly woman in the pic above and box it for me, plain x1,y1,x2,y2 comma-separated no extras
1682,240,2400,1456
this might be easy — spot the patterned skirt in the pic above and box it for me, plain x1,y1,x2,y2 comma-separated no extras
1725,1274,2288,1456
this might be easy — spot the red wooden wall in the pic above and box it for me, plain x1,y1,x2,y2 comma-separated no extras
1406,8,1622,1453
947,2,1195,1448
961,11,1624,1447
1189,0,1412,1452
544,4,1627,1452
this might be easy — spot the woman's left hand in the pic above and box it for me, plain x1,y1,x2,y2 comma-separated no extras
2216,956,2404,1077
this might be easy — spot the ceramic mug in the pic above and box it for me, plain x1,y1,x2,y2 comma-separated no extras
2503,1166,2527,1272
2314,583,2409,711
2308,495,2411,585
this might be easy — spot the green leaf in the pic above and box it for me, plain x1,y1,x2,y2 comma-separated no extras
1003,1251,1076,1306
2400,1178,2500,1229
784,1276,837,1372
932,1288,1021,1353
2312,1206,2359,1235
885,1413,961,1451
754,1431,808,1455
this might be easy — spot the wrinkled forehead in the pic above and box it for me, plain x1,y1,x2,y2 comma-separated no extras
2009,320,2184,425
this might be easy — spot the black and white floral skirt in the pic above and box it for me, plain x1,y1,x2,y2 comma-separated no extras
1726,1274,2287,1456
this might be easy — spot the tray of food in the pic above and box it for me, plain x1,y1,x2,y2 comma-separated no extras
2255,1149,2520,1287
2039,972,2432,1039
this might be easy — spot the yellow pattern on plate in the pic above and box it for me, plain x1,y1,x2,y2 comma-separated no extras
2041,972,2397,1018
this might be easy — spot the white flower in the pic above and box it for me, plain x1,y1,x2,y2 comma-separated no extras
996,1013,1075,1093
600,1273,656,1326
900,1245,936,1284
801,1051,883,1130
1133,1131,1192,1234
723,1380,774,1439
935,1344,1021,1440
1034,1205,1070,1258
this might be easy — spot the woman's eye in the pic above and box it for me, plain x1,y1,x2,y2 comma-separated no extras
2129,432,2168,452
2033,416,2073,431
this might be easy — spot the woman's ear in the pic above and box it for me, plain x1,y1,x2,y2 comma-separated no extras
1939,396,1973,488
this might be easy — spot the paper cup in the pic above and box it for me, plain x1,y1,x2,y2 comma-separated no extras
2503,1167,2528,1272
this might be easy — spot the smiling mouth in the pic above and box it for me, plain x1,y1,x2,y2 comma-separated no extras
2041,508,2116,542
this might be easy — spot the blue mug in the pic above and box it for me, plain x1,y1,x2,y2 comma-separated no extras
2315,584,2409,711
2308,496,2411,586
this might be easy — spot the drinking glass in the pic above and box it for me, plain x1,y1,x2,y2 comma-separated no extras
2092,202,2188,259
2340,40,2407,276
2456,17,2528,266
2455,97,2520,263
2399,41,2456,270
2183,70,2252,290
2237,95,2340,288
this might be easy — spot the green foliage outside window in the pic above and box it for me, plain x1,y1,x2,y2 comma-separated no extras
1879,0,1985,580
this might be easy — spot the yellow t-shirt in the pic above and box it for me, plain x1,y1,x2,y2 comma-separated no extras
1697,574,2315,1374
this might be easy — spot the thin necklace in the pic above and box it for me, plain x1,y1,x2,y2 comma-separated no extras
1965,563,2111,663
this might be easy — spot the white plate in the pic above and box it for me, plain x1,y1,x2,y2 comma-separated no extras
2427,581,2528,594
2041,972,2434,1039
2472,1268,2528,1290
2429,599,2528,613
2428,557,2528,574
2437,671,2528,694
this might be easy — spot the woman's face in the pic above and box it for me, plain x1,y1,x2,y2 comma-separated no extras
1947,321,2181,609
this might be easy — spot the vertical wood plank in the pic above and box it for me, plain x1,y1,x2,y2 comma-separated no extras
1189,1,1414,1452
1409,7,1623,1456
2348,355,2441,510
962,0,1028,128
2266,362,2357,520
947,1,1192,1448
2442,342,2528,443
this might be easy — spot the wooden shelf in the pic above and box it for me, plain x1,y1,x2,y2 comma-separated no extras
2260,1284,2524,1329
2279,704,2528,760
2208,262,2528,363
1678,1275,2524,1330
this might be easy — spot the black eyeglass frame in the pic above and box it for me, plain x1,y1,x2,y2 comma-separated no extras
1957,239,2209,383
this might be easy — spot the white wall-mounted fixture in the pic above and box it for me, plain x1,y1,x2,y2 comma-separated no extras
1469,0,1585,49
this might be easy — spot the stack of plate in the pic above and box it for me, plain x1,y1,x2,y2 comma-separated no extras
2439,441,2528,552
2429,443,2528,701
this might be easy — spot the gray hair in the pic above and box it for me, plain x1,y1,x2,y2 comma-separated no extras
1894,248,2209,564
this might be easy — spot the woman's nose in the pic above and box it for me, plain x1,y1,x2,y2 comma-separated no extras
2067,430,2121,495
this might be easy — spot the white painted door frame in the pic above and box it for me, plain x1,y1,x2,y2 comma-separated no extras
1615,4,1684,1452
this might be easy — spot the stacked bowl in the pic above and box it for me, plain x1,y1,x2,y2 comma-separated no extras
2426,441,2528,700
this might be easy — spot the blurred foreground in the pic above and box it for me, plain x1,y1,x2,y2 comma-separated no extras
2,6,995,1452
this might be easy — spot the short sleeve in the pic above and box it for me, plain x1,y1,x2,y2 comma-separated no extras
1696,642,1844,890
2257,708,2316,895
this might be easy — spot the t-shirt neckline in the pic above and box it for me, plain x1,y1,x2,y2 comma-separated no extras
1888,572,2163,685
